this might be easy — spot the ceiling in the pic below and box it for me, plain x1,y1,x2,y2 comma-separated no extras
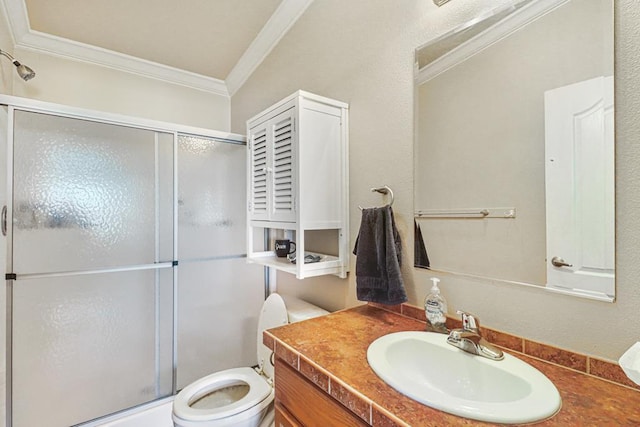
2,0,313,95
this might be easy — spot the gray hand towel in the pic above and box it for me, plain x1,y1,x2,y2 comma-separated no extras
353,205,408,305
414,219,431,269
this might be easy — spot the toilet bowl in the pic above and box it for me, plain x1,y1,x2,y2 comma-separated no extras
172,293,328,427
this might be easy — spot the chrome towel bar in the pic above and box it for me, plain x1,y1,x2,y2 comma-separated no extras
415,207,516,219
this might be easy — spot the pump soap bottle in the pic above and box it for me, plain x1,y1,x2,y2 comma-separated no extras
424,277,448,333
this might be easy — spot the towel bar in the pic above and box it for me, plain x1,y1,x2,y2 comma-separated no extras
414,207,516,219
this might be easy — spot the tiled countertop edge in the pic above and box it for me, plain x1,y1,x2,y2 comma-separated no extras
268,333,410,426
370,301,640,392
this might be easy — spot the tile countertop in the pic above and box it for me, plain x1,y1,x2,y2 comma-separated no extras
264,304,640,426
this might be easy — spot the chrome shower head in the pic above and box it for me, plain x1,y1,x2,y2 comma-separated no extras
0,49,36,81
14,62,36,81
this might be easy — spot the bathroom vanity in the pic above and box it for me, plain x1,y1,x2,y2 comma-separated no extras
274,358,367,426
265,304,640,426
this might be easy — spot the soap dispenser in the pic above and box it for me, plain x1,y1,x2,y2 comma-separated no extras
424,277,448,333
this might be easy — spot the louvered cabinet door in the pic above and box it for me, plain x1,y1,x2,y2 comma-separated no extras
248,125,270,221
269,109,297,222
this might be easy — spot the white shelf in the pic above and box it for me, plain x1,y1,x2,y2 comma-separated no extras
247,250,345,278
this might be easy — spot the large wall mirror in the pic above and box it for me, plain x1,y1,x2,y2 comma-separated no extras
414,0,615,302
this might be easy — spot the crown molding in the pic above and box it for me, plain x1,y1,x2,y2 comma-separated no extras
416,0,569,85
226,0,315,96
20,30,231,96
2,0,315,97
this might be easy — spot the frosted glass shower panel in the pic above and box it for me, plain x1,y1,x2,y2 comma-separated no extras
176,258,264,389
178,135,246,258
11,269,174,427
12,111,174,274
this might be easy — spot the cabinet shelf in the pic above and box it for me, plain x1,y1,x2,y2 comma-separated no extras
247,251,344,278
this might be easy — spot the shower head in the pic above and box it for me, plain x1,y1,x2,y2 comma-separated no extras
0,49,36,81
15,62,36,81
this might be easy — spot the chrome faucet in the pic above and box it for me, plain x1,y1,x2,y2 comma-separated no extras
446,311,504,361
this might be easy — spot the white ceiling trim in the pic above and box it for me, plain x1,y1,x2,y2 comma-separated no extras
416,0,568,85
225,0,315,96
19,30,231,96
2,0,314,98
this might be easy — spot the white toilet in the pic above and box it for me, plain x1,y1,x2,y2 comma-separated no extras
172,293,329,427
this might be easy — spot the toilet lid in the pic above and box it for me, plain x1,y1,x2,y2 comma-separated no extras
257,293,288,380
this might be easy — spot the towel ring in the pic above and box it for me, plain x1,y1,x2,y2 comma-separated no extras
359,185,394,210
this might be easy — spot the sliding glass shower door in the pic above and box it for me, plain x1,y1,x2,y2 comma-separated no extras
176,135,264,389
3,102,264,427
8,110,175,426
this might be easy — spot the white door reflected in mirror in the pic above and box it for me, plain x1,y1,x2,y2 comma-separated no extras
545,76,615,301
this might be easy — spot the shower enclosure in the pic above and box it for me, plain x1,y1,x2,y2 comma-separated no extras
0,96,264,426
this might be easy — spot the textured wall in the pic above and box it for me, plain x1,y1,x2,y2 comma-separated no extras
10,48,230,130
231,0,640,361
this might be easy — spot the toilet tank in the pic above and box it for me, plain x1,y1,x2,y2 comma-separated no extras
280,294,329,323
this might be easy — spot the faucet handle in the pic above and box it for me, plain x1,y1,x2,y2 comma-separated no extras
456,310,480,333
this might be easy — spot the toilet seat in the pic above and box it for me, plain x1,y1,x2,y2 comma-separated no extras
173,294,315,426
173,367,272,422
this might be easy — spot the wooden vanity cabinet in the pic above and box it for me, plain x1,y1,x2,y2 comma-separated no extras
274,358,368,427
275,403,301,427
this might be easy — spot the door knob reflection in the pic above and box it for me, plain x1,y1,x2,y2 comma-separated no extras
551,256,573,268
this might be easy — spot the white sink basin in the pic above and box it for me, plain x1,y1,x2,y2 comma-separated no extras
367,331,561,424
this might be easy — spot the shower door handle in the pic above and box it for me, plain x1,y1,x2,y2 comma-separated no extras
1,205,6,236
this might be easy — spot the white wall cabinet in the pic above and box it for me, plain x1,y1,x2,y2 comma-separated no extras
246,91,349,279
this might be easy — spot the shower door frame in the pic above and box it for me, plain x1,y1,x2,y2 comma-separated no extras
0,95,247,427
